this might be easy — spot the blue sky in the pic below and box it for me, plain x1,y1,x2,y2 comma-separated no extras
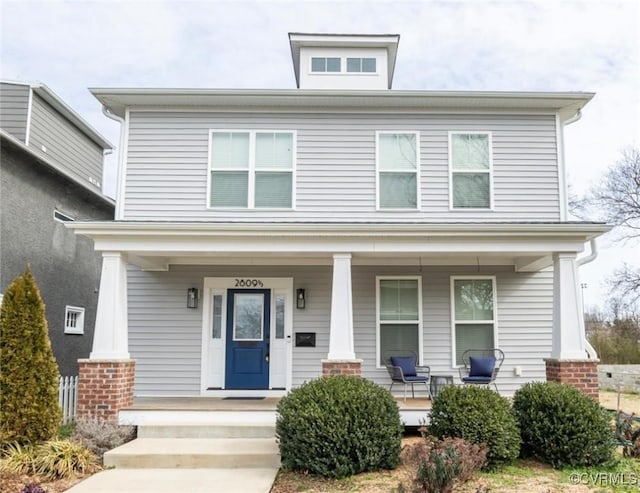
1,0,639,309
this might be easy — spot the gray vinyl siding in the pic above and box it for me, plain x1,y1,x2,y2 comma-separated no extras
128,264,552,396
0,83,29,141
28,93,104,190
124,111,560,222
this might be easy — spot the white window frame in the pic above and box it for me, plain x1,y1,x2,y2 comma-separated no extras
309,56,341,73
376,275,424,369
309,56,378,75
64,305,85,335
448,131,494,211
207,130,296,210
450,275,498,368
376,131,421,211
346,57,377,73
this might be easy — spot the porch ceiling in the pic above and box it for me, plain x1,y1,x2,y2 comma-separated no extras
67,221,609,272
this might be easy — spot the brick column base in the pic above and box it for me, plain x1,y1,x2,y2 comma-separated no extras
77,359,135,420
545,358,599,399
321,359,363,377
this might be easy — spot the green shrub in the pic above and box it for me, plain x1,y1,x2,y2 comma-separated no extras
71,417,136,460
428,385,520,469
0,267,61,444
276,375,403,479
402,434,488,493
513,382,616,468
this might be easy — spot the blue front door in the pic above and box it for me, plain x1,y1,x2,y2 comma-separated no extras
225,289,270,389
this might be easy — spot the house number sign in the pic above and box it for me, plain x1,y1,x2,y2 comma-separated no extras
234,278,264,287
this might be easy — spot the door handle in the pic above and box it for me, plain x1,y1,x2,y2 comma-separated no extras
265,353,270,363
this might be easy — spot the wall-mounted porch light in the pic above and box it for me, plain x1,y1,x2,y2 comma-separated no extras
187,288,199,309
296,288,306,309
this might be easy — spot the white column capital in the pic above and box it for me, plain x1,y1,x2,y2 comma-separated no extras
333,253,353,260
327,253,355,360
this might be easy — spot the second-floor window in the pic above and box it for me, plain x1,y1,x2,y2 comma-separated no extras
209,131,295,209
450,132,493,209
377,132,419,209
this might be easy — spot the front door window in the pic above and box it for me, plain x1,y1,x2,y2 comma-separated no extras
233,294,264,340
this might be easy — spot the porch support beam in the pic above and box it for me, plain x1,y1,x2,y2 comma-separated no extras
550,252,590,360
514,255,552,272
546,252,599,398
90,251,130,359
327,253,356,361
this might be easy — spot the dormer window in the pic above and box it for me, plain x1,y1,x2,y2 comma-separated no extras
347,57,376,73
290,33,399,90
311,57,341,73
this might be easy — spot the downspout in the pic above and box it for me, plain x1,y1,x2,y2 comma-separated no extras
577,238,599,359
102,106,125,220
557,109,582,220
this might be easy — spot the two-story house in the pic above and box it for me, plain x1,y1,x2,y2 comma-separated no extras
0,80,115,376
69,34,608,420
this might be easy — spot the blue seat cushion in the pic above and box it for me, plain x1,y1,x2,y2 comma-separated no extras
462,376,493,384
468,356,496,378
390,356,417,377
404,375,428,382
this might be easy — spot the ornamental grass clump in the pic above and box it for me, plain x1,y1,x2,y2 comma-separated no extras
428,385,520,469
0,267,61,444
513,382,616,468
276,375,403,479
1,439,99,479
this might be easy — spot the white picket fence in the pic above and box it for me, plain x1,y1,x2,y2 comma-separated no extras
58,376,78,424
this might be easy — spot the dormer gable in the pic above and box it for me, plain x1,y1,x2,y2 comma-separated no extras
288,33,400,90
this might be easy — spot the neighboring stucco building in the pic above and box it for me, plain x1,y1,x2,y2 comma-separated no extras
0,80,115,376
69,34,609,420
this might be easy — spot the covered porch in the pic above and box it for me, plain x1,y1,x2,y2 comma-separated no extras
69,221,608,420
117,396,432,427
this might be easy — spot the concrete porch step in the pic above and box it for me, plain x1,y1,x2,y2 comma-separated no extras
103,438,280,469
138,422,276,439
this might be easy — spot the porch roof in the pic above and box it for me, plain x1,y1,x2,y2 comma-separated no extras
68,221,610,272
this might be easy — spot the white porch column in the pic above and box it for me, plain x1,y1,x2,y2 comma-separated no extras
90,251,129,359
550,252,588,360
327,253,356,360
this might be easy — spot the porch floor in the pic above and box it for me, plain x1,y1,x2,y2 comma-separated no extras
125,396,432,412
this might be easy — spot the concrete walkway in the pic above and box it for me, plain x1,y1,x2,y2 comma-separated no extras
65,467,278,493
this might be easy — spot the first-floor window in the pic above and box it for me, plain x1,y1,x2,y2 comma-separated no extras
64,306,85,335
451,277,496,365
377,277,422,365
209,130,295,209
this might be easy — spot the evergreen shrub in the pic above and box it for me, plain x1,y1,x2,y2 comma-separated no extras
513,382,616,468
276,375,403,478
428,385,520,469
0,267,61,444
